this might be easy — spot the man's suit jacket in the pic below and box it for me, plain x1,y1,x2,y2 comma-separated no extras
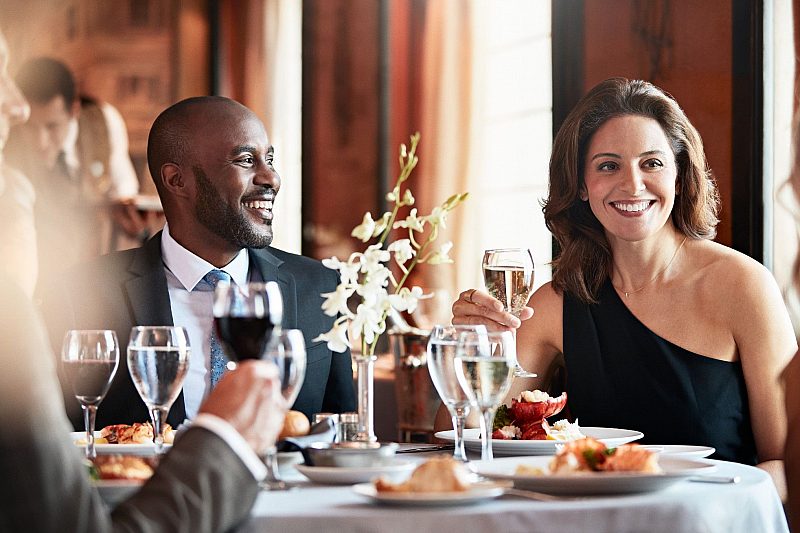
45,232,355,429
0,277,259,533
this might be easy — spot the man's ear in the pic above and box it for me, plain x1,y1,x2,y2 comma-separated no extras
160,163,188,198
69,98,80,118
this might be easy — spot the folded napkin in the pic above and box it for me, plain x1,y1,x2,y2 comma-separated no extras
276,418,337,454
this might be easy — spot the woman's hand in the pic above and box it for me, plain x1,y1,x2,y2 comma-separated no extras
451,288,534,332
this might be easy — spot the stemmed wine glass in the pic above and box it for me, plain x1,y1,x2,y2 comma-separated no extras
260,328,307,489
213,281,284,363
426,324,485,462
454,329,515,461
127,326,190,454
482,248,537,377
61,330,120,459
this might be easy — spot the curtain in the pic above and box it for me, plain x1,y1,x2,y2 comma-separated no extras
417,0,485,311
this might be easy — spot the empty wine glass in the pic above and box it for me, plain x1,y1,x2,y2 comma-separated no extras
427,324,485,462
454,329,515,461
260,328,306,489
212,281,283,363
482,248,537,378
127,326,190,454
61,330,120,459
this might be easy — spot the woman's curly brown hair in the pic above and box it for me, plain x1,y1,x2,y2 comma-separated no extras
543,78,720,303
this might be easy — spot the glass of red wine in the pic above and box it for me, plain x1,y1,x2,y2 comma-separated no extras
212,281,283,365
61,329,120,459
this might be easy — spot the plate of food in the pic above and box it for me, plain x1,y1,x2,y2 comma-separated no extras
472,438,716,495
352,456,505,506
435,390,643,456
89,455,156,506
71,422,174,455
296,461,416,485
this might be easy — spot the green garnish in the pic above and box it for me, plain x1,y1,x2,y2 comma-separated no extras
492,405,512,431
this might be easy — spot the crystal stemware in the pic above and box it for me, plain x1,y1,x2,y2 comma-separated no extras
212,281,283,363
482,248,537,377
427,324,485,461
454,329,515,461
61,329,120,459
127,326,190,454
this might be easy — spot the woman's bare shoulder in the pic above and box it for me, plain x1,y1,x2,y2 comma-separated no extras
692,240,775,291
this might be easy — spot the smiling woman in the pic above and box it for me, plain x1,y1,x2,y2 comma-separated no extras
451,77,797,499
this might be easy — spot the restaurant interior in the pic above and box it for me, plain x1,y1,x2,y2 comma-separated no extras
1,0,799,531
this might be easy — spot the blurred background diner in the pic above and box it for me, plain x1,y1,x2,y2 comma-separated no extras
0,0,798,473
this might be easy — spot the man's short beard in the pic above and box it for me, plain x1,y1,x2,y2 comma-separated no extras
193,165,273,249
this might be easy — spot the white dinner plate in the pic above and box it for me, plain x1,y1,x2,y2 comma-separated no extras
434,427,644,456
639,445,715,459
94,479,143,507
296,461,416,485
472,456,715,495
352,482,505,506
70,431,171,455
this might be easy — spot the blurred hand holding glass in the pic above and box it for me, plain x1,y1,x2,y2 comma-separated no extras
127,326,190,453
482,248,537,377
427,324,485,461
454,329,515,461
61,329,119,459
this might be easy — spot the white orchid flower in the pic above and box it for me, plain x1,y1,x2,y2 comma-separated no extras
361,244,391,272
393,208,425,232
313,318,351,353
320,284,354,317
388,286,428,314
425,206,448,229
427,241,454,265
352,304,386,344
388,239,415,265
402,189,415,205
372,212,391,237
351,212,376,242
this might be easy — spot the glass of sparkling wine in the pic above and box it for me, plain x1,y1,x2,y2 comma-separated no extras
61,330,120,459
127,326,191,454
427,324,486,462
482,248,537,377
260,328,306,489
454,330,515,461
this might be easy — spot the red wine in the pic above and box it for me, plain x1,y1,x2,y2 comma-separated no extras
63,360,116,404
214,316,274,361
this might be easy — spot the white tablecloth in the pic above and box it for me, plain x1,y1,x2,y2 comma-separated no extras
240,458,788,533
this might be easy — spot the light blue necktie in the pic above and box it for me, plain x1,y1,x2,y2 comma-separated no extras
199,269,232,389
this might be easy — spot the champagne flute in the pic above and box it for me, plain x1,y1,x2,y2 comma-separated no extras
482,248,537,377
427,324,486,462
212,281,284,364
127,326,190,454
61,330,120,459
260,328,307,489
454,330,515,461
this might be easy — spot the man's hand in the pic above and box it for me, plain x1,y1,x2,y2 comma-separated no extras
199,361,287,456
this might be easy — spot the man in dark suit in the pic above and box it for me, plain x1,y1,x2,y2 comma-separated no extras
46,96,355,429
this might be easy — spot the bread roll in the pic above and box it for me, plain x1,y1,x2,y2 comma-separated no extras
280,410,310,438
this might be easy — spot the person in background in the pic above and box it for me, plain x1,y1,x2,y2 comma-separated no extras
783,106,800,528
451,78,796,497
44,95,355,430
0,28,288,533
5,57,149,293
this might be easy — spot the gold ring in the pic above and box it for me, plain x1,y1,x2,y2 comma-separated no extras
466,288,477,303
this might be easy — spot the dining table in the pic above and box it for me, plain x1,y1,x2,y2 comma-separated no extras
238,447,789,533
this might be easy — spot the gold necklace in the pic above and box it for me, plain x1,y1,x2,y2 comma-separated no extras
613,236,688,297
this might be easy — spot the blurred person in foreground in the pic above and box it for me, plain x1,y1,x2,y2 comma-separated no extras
451,78,796,496
0,29,287,533
44,96,355,430
5,57,150,293
783,106,800,527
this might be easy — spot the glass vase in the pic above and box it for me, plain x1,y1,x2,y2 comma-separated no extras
354,355,378,442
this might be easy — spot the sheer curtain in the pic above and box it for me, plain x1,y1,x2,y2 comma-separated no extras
417,0,486,308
